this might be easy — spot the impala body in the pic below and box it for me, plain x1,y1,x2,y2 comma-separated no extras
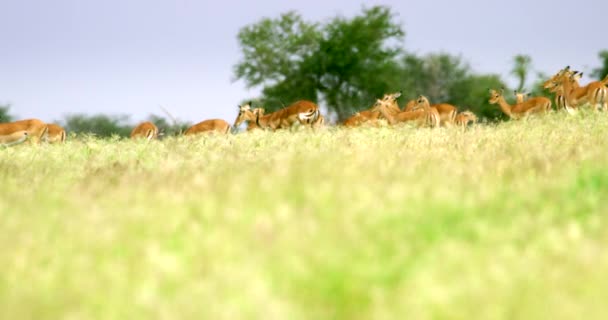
0,130,28,147
46,124,67,143
253,100,320,130
488,89,551,119
0,119,48,144
371,98,427,127
342,92,402,127
185,119,231,135
455,111,478,128
406,96,457,126
130,122,159,140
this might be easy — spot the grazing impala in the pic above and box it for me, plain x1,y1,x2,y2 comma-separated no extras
184,119,231,135
0,119,48,144
130,121,158,140
253,100,320,130
233,103,267,131
45,124,67,143
488,89,551,119
454,111,478,128
0,130,28,147
410,96,455,127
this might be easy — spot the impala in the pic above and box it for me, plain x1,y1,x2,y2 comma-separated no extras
514,91,530,104
543,66,572,90
411,96,455,126
184,119,231,135
253,100,320,131
234,103,267,131
130,121,159,140
0,119,48,144
545,78,576,114
0,130,28,147
45,124,67,143
545,68,607,111
405,96,457,126
370,98,430,127
342,92,402,127
562,71,607,111
488,89,551,119
343,110,381,127
454,111,478,128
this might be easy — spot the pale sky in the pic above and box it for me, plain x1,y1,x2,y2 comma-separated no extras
1,0,606,125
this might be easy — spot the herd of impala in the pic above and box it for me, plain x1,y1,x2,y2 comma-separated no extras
2,66,607,146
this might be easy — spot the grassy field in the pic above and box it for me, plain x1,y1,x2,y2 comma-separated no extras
1,112,608,319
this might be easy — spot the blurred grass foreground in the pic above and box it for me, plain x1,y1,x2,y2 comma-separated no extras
1,112,608,319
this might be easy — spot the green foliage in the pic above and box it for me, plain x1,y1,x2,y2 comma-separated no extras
235,6,406,120
62,114,132,137
398,53,507,120
314,6,405,119
511,54,532,91
234,6,509,122
0,104,14,123
591,50,608,80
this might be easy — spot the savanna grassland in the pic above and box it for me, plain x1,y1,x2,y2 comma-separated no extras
1,112,608,320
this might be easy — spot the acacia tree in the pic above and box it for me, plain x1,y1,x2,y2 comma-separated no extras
234,6,405,121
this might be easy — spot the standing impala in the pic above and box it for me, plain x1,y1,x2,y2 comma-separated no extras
46,124,67,143
405,96,457,126
410,96,454,127
488,89,551,119
130,121,159,140
561,71,607,111
0,119,48,144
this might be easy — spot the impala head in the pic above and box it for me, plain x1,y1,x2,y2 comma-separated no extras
546,81,562,93
370,99,387,112
543,66,573,89
488,88,504,104
234,102,254,127
382,91,402,102
461,110,478,123
410,95,430,111
571,71,583,83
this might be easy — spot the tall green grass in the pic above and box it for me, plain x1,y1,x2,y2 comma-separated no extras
1,112,608,319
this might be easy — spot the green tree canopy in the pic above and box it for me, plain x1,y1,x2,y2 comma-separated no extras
511,54,532,92
0,104,14,123
591,50,608,80
62,114,132,138
234,6,508,122
234,6,405,120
